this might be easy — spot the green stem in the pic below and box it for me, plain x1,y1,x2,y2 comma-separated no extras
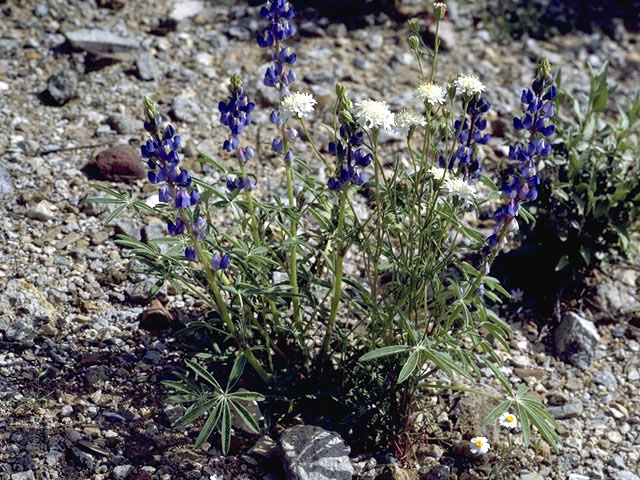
284,160,301,329
320,188,348,363
299,117,330,169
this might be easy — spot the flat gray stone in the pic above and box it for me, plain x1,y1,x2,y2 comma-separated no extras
64,29,139,57
547,401,583,419
135,52,159,81
612,472,640,480
279,425,354,480
554,312,600,369
11,472,36,480
0,164,13,195
169,0,204,22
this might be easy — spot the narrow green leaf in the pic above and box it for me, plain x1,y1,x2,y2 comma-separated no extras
482,399,512,426
186,360,223,392
397,349,421,384
172,398,217,429
516,402,530,447
227,391,265,402
220,403,232,455
230,401,261,434
195,400,223,448
555,254,570,271
226,354,246,391
359,345,410,362
103,204,126,225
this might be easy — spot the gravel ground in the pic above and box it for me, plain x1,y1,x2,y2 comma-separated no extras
1,0,639,479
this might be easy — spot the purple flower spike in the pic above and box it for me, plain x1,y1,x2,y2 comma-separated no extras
212,252,231,270
175,189,191,209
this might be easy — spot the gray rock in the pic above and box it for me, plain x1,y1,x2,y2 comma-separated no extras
106,114,139,134
612,472,640,480
5,320,36,343
112,465,133,480
114,218,141,240
171,96,202,122
0,38,19,55
248,435,277,460
64,29,139,57
424,465,449,480
609,455,626,468
11,472,36,480
279,425,354,480
169,0,204,22
161,405,186,426
593,369,617,388
554,312,600,369
44,70,77,106
567,475,589,480
0,163,14,195
427,21,456,51
61,405,74,417
547,401,583,419
451,392,500,443
135,52,159,81
521,473,545,480
46,449,64,466
368,33,384,50
27,200,56,221
352,57,369,70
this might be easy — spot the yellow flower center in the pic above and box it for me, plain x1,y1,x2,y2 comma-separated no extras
475,440,484,447
506,415,514,422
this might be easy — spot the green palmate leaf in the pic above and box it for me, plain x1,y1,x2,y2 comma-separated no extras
230,400,261,434
227,391,266,402
166,394,200,404
397,349,421,384
195,400,223,448
226,354,246,391
162,380,197,395
220,402,232,455
422,348,473,381
482,399,512,426
103,204,127,225
555,254,570,271
359,345,411,362
185,360,223,392
172,397,218,429
516,401,531,447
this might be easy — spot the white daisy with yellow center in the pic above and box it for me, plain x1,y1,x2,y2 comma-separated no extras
499,412,518,429
470,436,490,455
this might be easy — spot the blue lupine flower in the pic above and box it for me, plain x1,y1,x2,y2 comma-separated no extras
158,185,172,203
440,96,491,183
185,247,199,261
168,218,185,236
257,0,300,166
212,252,231,270
175,189,191,209
327,124,370,191
484,60,556,255
218,77,255,154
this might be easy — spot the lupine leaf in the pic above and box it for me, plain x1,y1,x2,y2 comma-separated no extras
482,399,512,426
359,345,411,362
397,349,421,384
172,398,217,429
230,401,261,434
185,360,222,392
220,403,232,455
195,400,223,448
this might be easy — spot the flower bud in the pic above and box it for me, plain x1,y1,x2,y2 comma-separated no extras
538,58,552,82
407,18,420,33
433,2,447,21
408,35,420,52
143,96,156,123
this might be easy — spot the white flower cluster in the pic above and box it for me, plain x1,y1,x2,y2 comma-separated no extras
443,175,477,201
353,99,395,131
395,108,426,134
454,74,486,97
428,166,448,180
280,91,316,120
416,82,446,106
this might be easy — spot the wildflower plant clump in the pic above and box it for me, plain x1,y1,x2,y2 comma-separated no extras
93,0,561,457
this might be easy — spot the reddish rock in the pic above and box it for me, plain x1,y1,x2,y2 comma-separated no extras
83,144,146,183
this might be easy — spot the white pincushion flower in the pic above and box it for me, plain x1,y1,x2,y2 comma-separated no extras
499,412,518,429
470,436,490,455
395,108,426,134
280,92,316,120
353,99,395,131
443,176,477,201
428,166,448,180
454,74,486,97
417,82,446,106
